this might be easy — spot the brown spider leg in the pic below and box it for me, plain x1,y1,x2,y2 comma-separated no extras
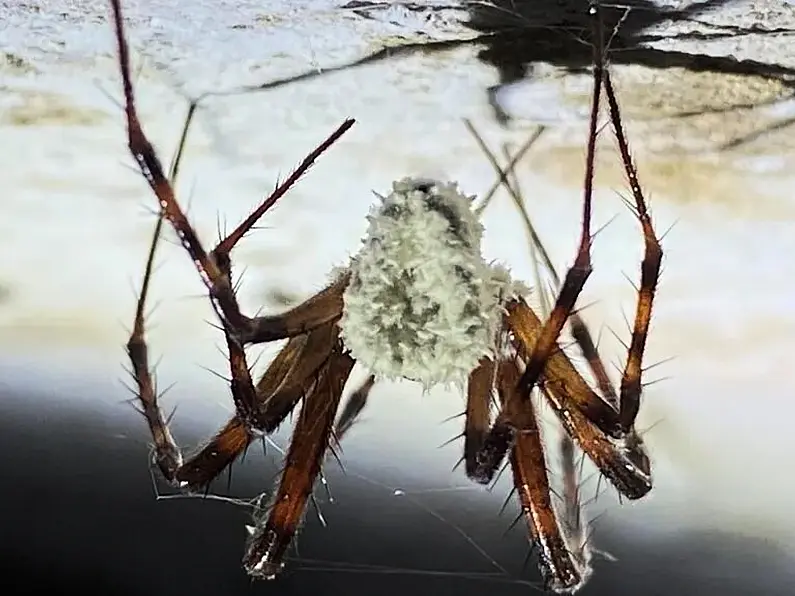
243,345,355,579
475,3,652,501
334,374,376,441
174,321,341,489
507,301,619,432
568,309,617,406
499,359,589,595
125,93,203,482
469,184,652,495
125,208,255,487
508,300,651,499
467,301,625,486
513,11,603,406
602,69,663,433
126,187,342,488
463,357,499,483
110,0,352,428
469,120,618,409
517,176,592,560
242,273,350,345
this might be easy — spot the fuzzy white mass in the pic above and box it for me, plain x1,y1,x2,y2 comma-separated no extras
339,178,524,388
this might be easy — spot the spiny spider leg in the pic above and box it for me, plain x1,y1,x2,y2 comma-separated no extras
111,0,353,491
512,3,604,406
515,0,653,498
243,273,350,344
243,346,355,578
500,151,595,570
522,197,590,562
569,315,617,407
469,1,654,501
466,298,629,487
468,122,619,409
461,129,619,490
110,0,352,374
601,68,663,433
174,321,340,489
125,95,203,482
498,358,587,594
126,162,341,489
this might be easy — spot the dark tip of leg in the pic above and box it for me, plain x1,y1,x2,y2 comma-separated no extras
243,525,290,580
466,424,514,485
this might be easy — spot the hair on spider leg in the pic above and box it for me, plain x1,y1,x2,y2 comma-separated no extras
110,0,666,590
261,434,338,512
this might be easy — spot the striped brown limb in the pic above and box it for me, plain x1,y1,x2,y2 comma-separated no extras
498,358,591,595
112,0,354,493
602,67,664,433
467,1,657,507
243,346,355,578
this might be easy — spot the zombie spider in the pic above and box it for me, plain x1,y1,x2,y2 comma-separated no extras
111,0,662,593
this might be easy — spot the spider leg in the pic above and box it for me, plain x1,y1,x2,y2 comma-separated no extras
498,359,590,594
124,94,199,483
508,302,619,432
568,316,617,407
473,5,654,498
334,374,376,441
243,346,355,579
110,0,352,436
126,203,341,489
469,116,618,409
111,0,354,489
463,358,499,483
242,273,350,345
602,69,663,434
171,416,252,489
508,300,652,499
465,299,628,486
511,4,604,406
173,322,340,489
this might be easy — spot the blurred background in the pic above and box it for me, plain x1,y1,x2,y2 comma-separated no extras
2,0,795,594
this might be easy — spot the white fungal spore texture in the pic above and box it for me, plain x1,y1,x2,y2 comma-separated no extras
339,177,522,388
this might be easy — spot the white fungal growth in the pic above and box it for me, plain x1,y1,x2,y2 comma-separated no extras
339,177,525,388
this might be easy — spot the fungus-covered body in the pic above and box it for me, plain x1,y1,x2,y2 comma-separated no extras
340,178,524,388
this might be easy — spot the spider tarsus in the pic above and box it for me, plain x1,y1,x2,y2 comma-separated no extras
334,373,375,440
464,357,497,482
467,422,513,485
243,525,286,580
245,349,354,580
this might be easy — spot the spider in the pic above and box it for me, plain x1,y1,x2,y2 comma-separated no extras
111,0,662,593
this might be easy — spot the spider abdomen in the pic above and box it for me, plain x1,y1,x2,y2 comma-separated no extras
339,178,522,388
